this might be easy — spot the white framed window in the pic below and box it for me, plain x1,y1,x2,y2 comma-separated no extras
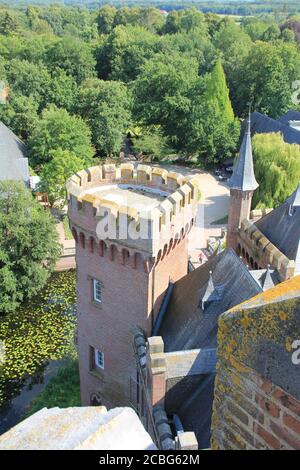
95,349,104,369
93,279,102,303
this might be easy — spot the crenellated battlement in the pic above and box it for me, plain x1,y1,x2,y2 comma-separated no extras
67,163,201,259
239,219,295,280
250,208,273,221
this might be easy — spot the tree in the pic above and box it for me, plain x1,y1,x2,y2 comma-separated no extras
280,18,300,43
0,180,61,314
162,7,207,35
39,149,85,207
133,52,199,151
243,19,270,41
231,41,300,118
133,126,171,160
213,20,252,71
96,25,159,82
0,11,19,36
187,60,240,163
281,28,296,43
261,24,281,41
28,105,95,167
6,59,51,106
252,133,300,208
42,68,78,112
0,92,39,141
97,5,116,34
76,79,131,157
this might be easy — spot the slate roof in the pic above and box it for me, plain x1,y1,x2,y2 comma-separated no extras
255,184,300,267
158,248,262,352
0,122,29,182
229,114,259,192
165,374,215,449
241,111,300,145
249,267,280,291
157,250,263,448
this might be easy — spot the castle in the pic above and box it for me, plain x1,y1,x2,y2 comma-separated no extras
227,113,300,281
67,163,200,408
66,119,300,449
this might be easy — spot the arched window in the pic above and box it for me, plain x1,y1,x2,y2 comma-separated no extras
79,232,85,249
89,237,95,254
122,249,130,265
71,227,78,243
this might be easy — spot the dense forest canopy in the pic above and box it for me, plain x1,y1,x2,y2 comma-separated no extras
1,1,300,16
0,2,299,202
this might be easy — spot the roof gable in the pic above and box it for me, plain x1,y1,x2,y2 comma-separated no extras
255,185,300,263
158,249,262,352
0,122,28,182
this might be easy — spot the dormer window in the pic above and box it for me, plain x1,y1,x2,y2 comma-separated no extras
289,204,295,217
199,271,224,311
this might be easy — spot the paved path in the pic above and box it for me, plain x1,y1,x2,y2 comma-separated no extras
55,221,76,271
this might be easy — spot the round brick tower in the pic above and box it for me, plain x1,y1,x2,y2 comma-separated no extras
67,163,200,408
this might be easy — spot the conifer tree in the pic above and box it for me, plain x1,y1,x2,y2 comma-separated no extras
188,60,240,163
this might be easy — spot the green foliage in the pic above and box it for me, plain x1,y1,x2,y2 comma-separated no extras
133,51,199,151
0,3,300,172
0,10,19,36
96,25,159,82
213,19,252,78
25,359,80,417
6,58,51,104
0,270,77,406
42,68,78,112
39,149,85,207
252,133,300,208
133,126,171,159
28,105,95,167
0,92,39,140
161,7,207,35
188,60,240,163
76,79,131,157
231,41,300,118
46,35,96,84
97,5,116,34
0,181,61,314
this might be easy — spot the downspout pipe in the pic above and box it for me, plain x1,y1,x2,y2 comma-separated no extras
152,281,174,336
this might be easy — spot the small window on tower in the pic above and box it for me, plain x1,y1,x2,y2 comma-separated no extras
92,279,102,304
95,349,104,369
89,346,105,371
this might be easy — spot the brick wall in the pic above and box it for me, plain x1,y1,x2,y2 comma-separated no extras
227,189,254,252
211,279,300,451
76,235,189,409
212,364,300,449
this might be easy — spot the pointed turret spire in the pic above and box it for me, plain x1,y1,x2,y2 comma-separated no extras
261,265,274,291
229,110,259,192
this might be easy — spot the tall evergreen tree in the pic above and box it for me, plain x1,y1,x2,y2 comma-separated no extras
188,60,240,163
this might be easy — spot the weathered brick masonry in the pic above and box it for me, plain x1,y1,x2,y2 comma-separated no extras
67,163,200,408
211,277,300,450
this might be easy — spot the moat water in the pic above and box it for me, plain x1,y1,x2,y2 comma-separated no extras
0,271,77,436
